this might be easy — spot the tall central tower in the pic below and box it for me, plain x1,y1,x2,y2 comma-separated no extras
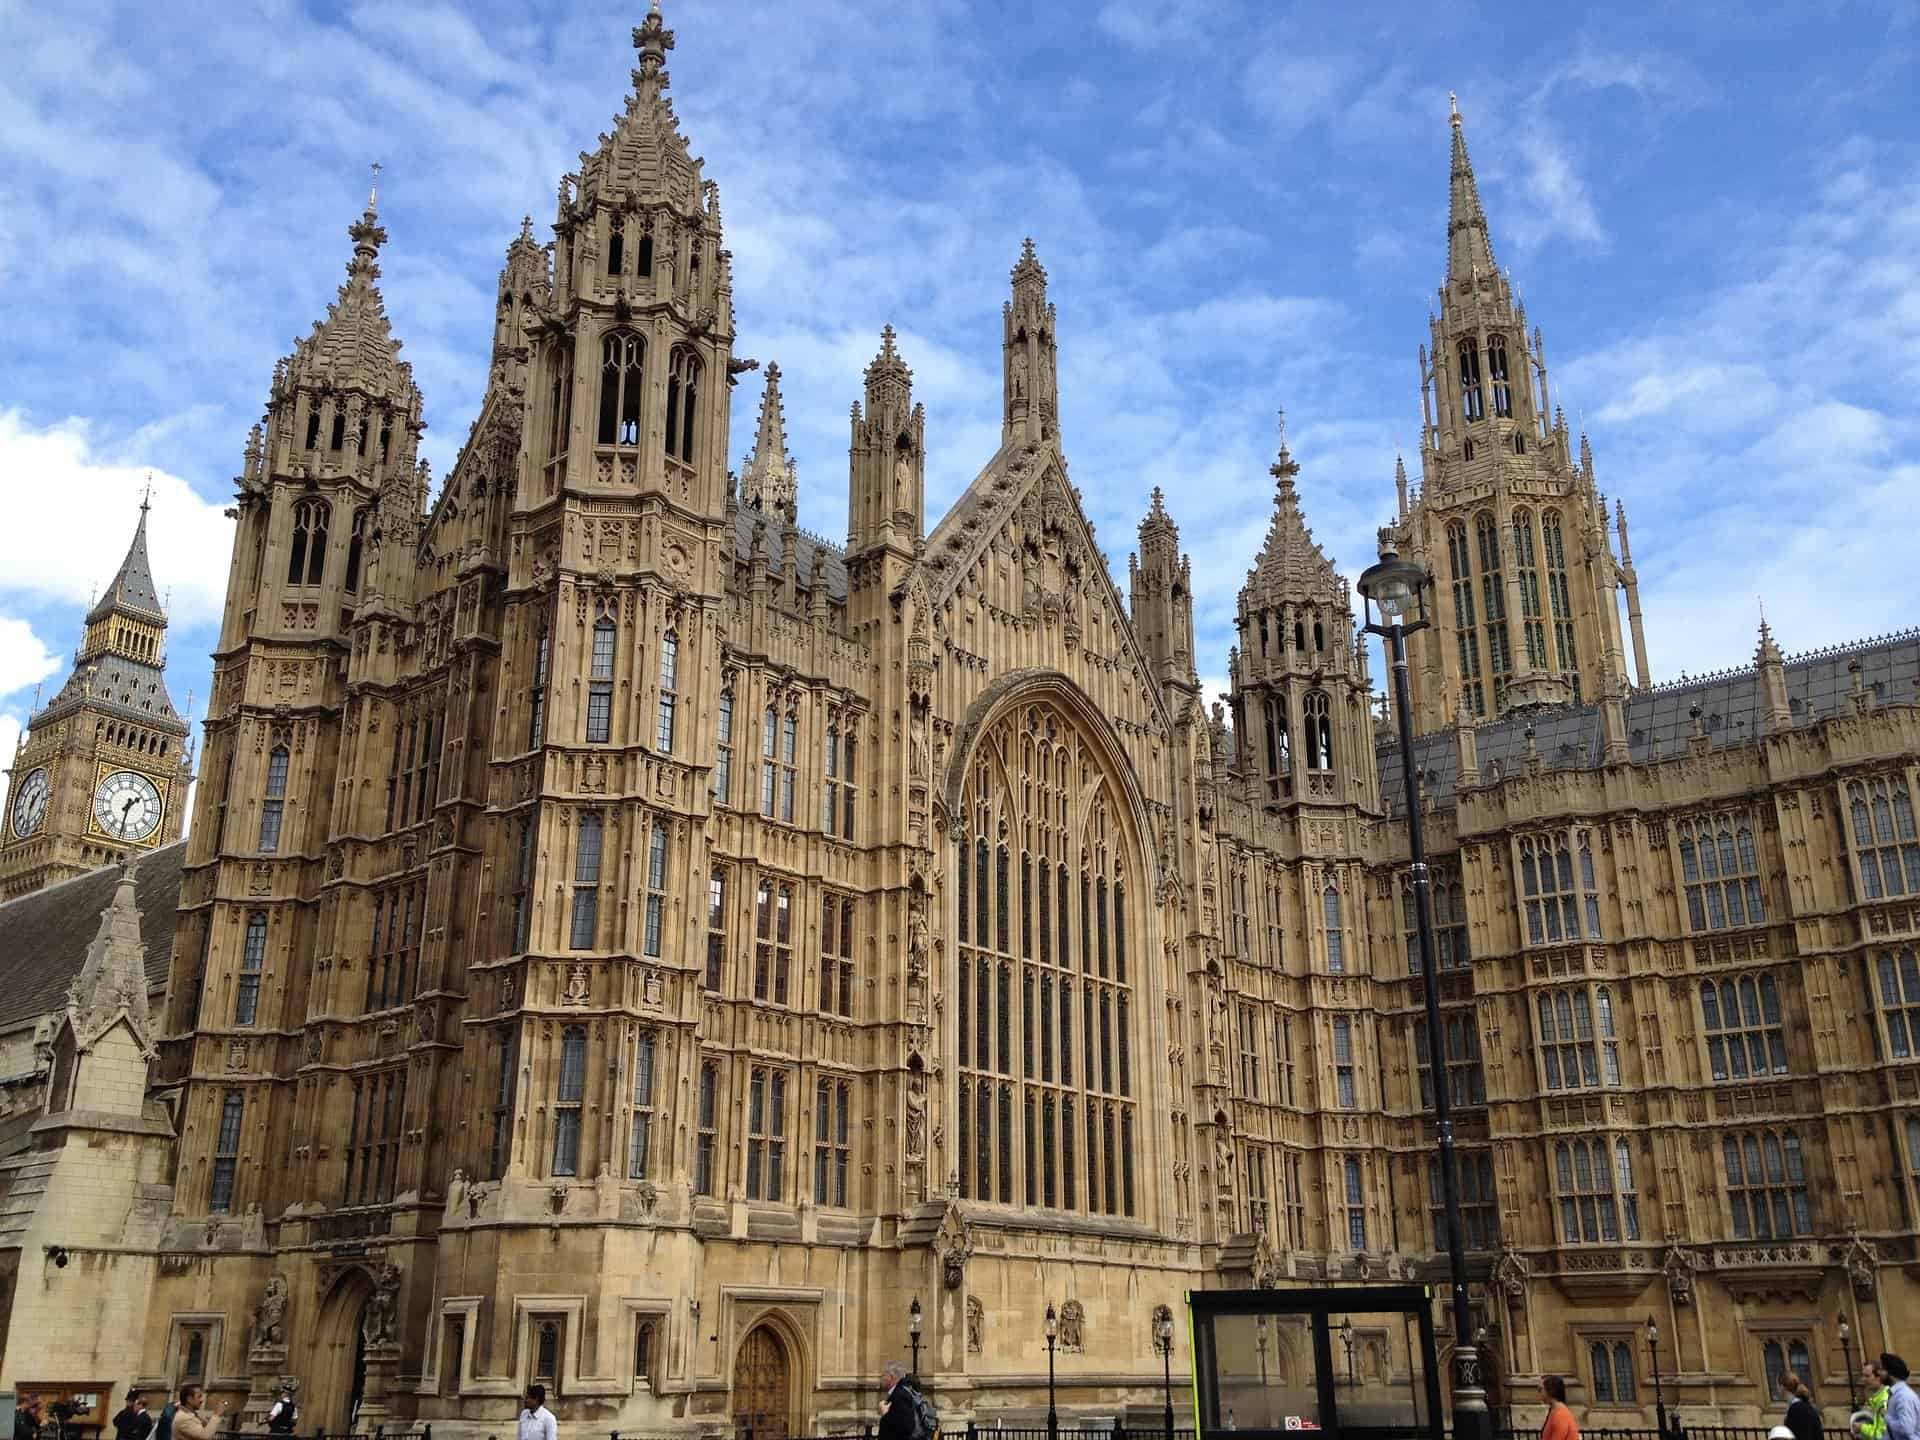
1385,101,1644,733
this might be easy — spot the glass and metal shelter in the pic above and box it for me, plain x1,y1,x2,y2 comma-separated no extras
1188,1286,1444,1440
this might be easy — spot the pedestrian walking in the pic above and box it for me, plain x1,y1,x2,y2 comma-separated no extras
1783,1375,1824,1440
112,1392,153,1440
1857,1359,1891,1440
1538,1377,1578,1440
1882,1357,1918,1440
14,1396,43,1440
518,1384,557,1440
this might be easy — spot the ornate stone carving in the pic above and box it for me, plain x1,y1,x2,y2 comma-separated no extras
966,1295,984,1354
904,1082,927,1161
361,1263,400,1346
251,1272,289,1349
1661,1245,1695,1306
935,1196,972,1290
1058,1299,1086,1353
562,963,590,1005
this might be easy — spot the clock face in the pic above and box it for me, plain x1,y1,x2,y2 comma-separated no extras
10,767,49,837
93,769,163,843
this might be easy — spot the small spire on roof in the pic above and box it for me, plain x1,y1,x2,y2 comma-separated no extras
368,160,382,212
1270,408,1300,490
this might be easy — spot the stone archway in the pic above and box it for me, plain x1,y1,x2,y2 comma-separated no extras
731,1323,794,1440
309,1269,374,1436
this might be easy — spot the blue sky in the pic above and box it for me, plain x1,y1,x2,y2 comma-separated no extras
3,0,1919,785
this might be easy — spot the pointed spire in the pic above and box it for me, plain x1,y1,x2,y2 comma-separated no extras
633,1,675,96
1270,408,1301,492
63,858,154,1053
87,499,166,625
1395,454,1410,516
290,188,416,405
1446,96,1498,284
865,324,913,410
1247,409,1338,595
1011,236,1048,308
741,363,798,522
1756,609,1784,667
1615,497,1634,562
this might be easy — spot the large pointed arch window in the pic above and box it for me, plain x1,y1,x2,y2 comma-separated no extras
1512,508,1548,669
1475,513,1512,707
1262,694,1290,800
665,348,700,465
1542,510,1578,681
598,329,645,447
287,499,329,586
1457,340,1484,422
1487,334,1512,417
1447,521,1484,717
1304,690,1333,771
957,699,1139,1218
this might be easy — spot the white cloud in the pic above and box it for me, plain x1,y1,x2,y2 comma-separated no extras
0,617,61,704
0,410,233,627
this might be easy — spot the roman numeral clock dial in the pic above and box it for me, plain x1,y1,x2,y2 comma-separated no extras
93,769,164,843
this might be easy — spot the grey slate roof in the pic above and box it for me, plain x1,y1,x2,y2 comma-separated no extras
1378,629,1920,815
87,507,167,625
0,840,185,1031
32,650,188,734
732,503,848,601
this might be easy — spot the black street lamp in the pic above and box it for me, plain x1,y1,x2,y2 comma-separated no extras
1646,1316,1671,1440
1046,1303,1060,1440
1839,1316,1859,1413
1339,1317,1357,1389
1156,1310,1176,1440
909,1296,923,1378
1358,549,1490,1440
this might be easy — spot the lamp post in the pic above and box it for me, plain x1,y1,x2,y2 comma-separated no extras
1838,1316,1858,1412
1340,1317,1357,1390
1646,1316,1671,1440
1156,1310,1176,1440
1046,1302,1060,1440
909,1296,923,1378
1358,549,1488,1440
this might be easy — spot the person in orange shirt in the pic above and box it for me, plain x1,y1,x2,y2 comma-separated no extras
1540,1376,1580,1440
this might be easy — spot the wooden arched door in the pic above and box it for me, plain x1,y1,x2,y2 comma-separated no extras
733,1324,792,1440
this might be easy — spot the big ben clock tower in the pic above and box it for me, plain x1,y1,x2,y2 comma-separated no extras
1,497,193,898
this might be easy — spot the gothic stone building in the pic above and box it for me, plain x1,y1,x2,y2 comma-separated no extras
134,10,1920,1437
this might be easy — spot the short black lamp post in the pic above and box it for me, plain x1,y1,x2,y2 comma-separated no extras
909,1296,923,1378
1358,548,1490,1440
1046,1302,1060,1440
1339,1316,1357,1389
1155,1310,1176,1440
1839,1316,1859,1412
1646,1316,1671,1440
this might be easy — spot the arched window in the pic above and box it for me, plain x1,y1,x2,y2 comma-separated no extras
1723,1127,1812,1238
329,410,347,451
638,227,655,277
607,212,625,277
1512,509,1547,669
1262,695,1290,800
552,1026,586,1176
1590,1342,1614,1404
1463,438,1476,461
210,1091,244,1211
1487,334,1512,417
1552,1136,1641,1242
528,623,551,749
1513,432,1526,454
1332,1014,1355,1104
598,329,645,446
656,629,679,752
1458,340,1484,421
629,1031,657,1179
587,615,615,744
1699,973,1787,1079
1304,690,1333,771
570,813,602,950
1474,513,1511,705
287,498,329,586
693,1061,719,1195
1343,1156,1367,1249
258,745,289,852
1313,619,1325,652
956,700,1139,1218
1323,884,1345,974
665,349,701,464
235,911,267,1026
543,347,574,486
1542,510,1576,676
344,508,367,593
1763,1340,1812,1402
1447,521,1484,717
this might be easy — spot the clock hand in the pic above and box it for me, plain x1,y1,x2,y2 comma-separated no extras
121,795,137,833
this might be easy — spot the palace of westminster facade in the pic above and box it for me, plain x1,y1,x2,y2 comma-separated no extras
3,8,1919,1435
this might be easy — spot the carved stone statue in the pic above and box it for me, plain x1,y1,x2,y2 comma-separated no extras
1059,1299,1086,1353
966,1295,984,1354
904,1083,927,1161
936,1196,973,1291
361,1263,401,1346
252,1273,289,1349
907,898,931,980
1661,1245,1694,1306
893,450,911,506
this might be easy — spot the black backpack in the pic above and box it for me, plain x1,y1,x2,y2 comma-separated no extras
907,1385,938,1440
152,1406,176,1440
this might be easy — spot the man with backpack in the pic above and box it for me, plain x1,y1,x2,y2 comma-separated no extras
877,1362,937,1440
